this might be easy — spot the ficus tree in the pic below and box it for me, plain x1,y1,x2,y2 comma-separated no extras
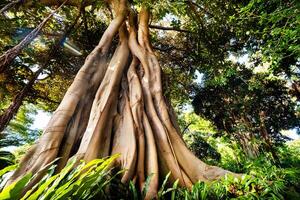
3,0,236,198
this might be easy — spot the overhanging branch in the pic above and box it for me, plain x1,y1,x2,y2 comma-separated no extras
149,25,191,33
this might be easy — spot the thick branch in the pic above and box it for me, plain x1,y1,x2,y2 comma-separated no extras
0,0,68,73
17,0,94,7
0,0,22,14
185,0,214,18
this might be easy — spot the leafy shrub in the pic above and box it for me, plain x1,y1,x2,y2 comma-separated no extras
0,141,299,200
0,155,119,200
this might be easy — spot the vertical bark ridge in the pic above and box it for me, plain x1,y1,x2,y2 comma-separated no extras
76,23,130,162
128,11,192,187
111,76,137,183
142,111,159,199
127,57,145,189
137,6,233,183
136,7,192,187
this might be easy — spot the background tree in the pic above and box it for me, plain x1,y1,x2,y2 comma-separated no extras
233,0,300,97
192,65,299,159
0,3,84,133
0,0,69,72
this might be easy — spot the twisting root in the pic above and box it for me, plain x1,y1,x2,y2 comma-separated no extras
76,23,130,162
137,6,233,183
111,76,137,183
127,57,145,189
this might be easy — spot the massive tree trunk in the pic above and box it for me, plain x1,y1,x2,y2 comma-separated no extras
6,0,234,198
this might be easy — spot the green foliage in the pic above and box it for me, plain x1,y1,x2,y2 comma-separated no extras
0,104,42,148
0,155,119,200
184,132,221,164
129,181,139,200
0,151,16,169
139,142,300,200
192,66,299,157
234,0,300,77
0,173,32,200
2,152,295,200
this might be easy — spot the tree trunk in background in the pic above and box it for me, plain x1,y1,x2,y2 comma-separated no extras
259,111,279,162
0,0,67,73
0,0,22,14
236,132,259,159
240,115,259,158
0,68,43,134
0,10,81,134
291,81,300,100
0,68,42,134
6,1,236,198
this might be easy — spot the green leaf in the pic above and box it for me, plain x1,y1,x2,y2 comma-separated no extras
171,180,179,200
0,173,32,200
158,172,171,198
23,174,60,200
0,165,17,178
129,181,138,200
142,173,153,198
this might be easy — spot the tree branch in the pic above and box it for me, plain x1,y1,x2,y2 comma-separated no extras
0,0,22,14
182,122,193,134
185,0,214,18
34,94,60,104
19,0,94,7
149,25,191,33
153,45,186,52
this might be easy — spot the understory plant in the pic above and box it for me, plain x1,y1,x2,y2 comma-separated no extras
0,143,299,200
0,155,119,200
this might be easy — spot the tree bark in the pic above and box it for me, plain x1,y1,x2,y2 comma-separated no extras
6,1,236,198
0,0,22,14
259,111,279,162
0,68,42,134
